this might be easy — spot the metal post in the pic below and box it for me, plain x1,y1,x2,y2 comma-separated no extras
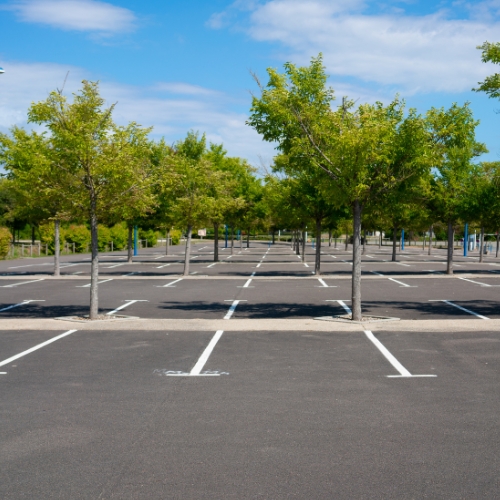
401,229,405,250
464,223,468,257
134,226,138,256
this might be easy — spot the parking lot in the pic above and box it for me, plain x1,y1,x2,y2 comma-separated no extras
1,241,499,498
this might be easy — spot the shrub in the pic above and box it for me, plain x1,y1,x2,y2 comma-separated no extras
65,224,91,253
170,229,182,245
110,223,128,250
0,227,12,258
39,222,64,254
139,228,157,247
97,226,112,251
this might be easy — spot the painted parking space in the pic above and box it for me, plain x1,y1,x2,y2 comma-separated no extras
1,275,500,320
2,329,499,498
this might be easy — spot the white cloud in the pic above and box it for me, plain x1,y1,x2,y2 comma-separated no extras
0,60,276,166
211,0,500,94
5,0,136,33
152,82,220,97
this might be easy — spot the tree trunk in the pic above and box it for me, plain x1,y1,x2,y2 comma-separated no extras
127,226,133,263
496,230,499,258
272,229,275,245
328,229,332,247
247,228,250,248
479,226,484,263
351,200,363,321
214,223,219,261
296,231,300,256
315,218,322,275
165,229,170,256
183,225,192,276
379,232,382,249
89,202,99,320
423,234,426,250
428,225,433,255
392,227,397,262
301,228,306,263
345,231,348,251
240,230,243,250
230,227,234,255
31,225,35,245
53,219,60,277
446,220,454,275
362,229,366,254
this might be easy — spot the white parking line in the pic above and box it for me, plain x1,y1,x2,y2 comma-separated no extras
364,330,437,378
317,278,328,287
371,271,384,276
429,300,490,320
160,278,183,288
396,263,411,267
1,279,45,288
77,279,114,288
326,299,352,314
388,278,416,288
458,277,497,287
206,263,217,268
304,263,309,267
104,263,124,268
107,300,148,315
0,329,78,373
242,279,252,288
224,300,247,319
156,263,171,268
167,330,225,377
256,263,262,268
8,263,52,269
0,300,45,312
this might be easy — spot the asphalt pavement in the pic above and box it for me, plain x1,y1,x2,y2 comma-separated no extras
1,241,500,498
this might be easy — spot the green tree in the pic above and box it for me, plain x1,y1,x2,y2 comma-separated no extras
249,56,431,320
162,132,221,276
26,81,156,319
0,128,70,274
474,42,500,98
426,103,487,274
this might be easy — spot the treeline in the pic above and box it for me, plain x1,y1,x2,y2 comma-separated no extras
1,40,500,321
247,45,500,320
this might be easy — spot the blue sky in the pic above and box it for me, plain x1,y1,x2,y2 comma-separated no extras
1,0,500,166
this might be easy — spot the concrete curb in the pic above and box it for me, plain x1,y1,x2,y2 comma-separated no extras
1,318,500,332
